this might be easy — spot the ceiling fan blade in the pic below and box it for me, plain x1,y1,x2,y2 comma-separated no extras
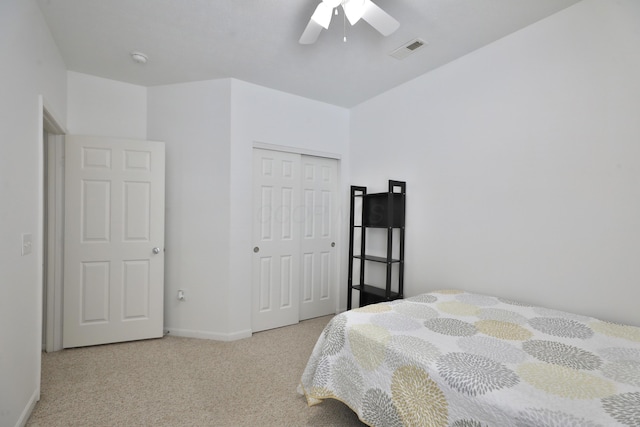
299,19,324,44
361,0,400,36
311,2,333,29
300,2,333,44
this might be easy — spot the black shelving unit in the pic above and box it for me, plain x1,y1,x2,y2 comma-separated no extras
347,180,406,309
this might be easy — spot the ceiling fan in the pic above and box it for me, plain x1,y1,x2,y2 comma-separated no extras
299,0,400,44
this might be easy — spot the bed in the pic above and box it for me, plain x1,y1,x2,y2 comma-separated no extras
299,290,640,426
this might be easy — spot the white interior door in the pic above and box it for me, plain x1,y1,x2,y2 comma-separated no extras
63,135,165,348
252,149,302,332
300,155,338,320
252,148,338,332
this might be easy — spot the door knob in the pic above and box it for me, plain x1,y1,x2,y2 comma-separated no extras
153,247,161,254
254,246,260,253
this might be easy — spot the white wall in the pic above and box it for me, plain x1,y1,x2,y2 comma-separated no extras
350,0,640,326
0,0,67,425
67,71,147,139
147,79,233,339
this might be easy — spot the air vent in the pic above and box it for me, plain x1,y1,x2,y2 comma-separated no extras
390,38,427,60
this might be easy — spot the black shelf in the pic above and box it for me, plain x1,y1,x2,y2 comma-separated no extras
362,193,405,228
347,180,406,310
353,254,401,264
352,285,401,306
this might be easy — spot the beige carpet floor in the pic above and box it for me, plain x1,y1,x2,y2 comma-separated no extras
28,315,366,426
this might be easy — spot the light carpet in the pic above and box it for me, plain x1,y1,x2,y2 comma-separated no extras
27,315,365,426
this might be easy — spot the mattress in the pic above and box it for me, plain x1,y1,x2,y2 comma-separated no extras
299,290,640,426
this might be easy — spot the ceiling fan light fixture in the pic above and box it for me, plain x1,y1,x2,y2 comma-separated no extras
322,0,342,8
311,2,332,29
343,0,365,25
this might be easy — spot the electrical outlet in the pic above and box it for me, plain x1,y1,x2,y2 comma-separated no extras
21,233,32,256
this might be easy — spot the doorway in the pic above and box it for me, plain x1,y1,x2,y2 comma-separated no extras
42,103,66,352
41,123,166,350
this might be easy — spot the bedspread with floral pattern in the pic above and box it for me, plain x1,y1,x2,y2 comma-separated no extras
300,290,640,427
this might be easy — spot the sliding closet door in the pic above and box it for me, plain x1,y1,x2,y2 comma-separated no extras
299,155,338,320
251,148,338,332
252,149,302,332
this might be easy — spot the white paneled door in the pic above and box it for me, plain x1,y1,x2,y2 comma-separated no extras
252,150,302,332
252,148,338,332
299,155,339,320
63,136,165,348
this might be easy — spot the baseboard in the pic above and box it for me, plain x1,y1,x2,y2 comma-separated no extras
165,327,252,342
15,387,39,427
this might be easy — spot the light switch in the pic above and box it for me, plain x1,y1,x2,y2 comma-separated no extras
22,233,32,256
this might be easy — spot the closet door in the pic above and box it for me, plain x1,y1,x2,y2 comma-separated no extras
251,149,339,332
299,155,338,320
252,149,302,332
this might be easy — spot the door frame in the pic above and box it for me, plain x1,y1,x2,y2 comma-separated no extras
253,141,342,163
251,142,343,321
40,96,66,353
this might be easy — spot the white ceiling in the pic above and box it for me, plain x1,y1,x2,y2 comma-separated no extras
37,0,581,108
